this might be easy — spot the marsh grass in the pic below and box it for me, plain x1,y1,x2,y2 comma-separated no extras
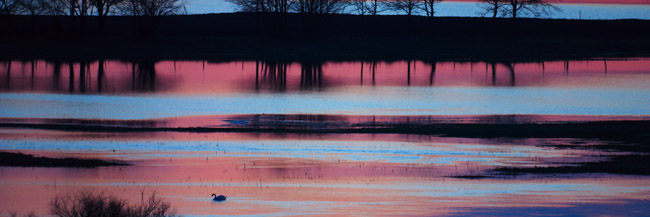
50,190,178,217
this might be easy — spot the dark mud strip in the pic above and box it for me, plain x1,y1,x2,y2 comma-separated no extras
3,115,649,176
494,155,650,176
2,119,650,140
0,152,129,168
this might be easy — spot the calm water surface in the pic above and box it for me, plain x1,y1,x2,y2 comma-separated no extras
1,130,649,216
1,59,650,119
1,58,650,216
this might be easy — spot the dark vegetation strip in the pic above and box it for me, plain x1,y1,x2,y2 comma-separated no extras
2,120,650,140
494,155,650,176
1,13,650,61
446,175,494,179
0,151,130,167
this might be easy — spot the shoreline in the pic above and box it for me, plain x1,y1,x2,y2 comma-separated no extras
2,114,650,139
0,151,129,168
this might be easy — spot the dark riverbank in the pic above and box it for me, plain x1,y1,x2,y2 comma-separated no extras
1,13,650,62
0,151,129,167
2,115,649,141
495,155,650,176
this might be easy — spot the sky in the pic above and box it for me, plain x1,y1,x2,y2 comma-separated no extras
452,0,650,4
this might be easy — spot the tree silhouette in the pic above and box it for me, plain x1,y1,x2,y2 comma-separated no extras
35,0,67,15
385,0,420,16
350,0,368,15
1,0,22,14
292,0,347,14
504,0,559,19
118,0,188,16
17,0,40,15
91,0,122,16
421,0,442,17
227,0,289,13
478,0,506,18
366,0,383,15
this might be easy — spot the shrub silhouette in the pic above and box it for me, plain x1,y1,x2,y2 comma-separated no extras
50,190,178,217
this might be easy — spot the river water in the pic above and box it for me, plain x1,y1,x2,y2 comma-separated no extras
1,58,649,216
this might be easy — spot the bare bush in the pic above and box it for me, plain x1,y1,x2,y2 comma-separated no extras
50,190,178,217
117,0,188,16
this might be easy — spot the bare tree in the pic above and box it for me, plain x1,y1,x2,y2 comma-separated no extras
350,0,368,15
227,0,289,13
291,0,347,14
91,0,123,16
367,0,383,15
118,0,188,16
385,0,420,16
348,0,384,15
267,0,290,13
17,0,41,15
0,0,22,14
504,0,559,19
37,0,68,15
48,0,93,16
478,0,505,18
421,0,441,17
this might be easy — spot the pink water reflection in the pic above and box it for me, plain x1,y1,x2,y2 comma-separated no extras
1,149,649,216
2,127,648,216
2,59,649,93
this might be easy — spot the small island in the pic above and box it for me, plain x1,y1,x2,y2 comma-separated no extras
0,151,129,168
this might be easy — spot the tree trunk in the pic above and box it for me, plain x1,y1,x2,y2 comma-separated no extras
97,59,104,92
70,1,75,16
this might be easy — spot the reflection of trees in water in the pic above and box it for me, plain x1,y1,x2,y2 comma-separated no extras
132,60,157,91
79,61,89,92
407,60,411,86
97,59,105,92
0,59,160,93
1,58,619,92
371,61,377,85
52,61,61,90
250,60,326,91
300,61,323,89
255,61,288,92
68,61,75,92
485,61,516,86
424,60,437,86
2,61,11,90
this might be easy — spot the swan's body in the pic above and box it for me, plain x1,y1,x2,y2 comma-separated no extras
211,193,227,201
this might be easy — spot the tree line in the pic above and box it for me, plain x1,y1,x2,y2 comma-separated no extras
0,0,188,16
227,0,559,18
1,0,559,18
